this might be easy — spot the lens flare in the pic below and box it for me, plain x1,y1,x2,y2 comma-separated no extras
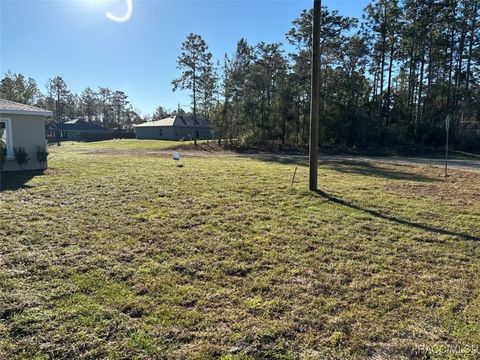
106,0,133,23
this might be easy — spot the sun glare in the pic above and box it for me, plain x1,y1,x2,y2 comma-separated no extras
105,0,133,23
87,0,133,23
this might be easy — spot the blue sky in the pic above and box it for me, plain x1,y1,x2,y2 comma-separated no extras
1,0,369,116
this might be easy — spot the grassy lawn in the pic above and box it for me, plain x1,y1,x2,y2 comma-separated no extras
52,139,195,152
1,140,479,359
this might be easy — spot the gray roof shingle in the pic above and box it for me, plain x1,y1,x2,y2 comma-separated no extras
0,98,53,116
56,119,111,132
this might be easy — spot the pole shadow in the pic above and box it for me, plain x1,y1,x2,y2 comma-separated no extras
313,189,480,242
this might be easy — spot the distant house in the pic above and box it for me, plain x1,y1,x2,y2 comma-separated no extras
47,119,112,141
0,98,52,171
134,115,214,140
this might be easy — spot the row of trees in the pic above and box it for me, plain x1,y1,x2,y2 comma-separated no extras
173,0,479,150
0,72,143,131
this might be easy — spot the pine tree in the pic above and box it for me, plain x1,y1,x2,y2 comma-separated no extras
80,87,98,123
46,76,70,145
0,72,41,105
172,33,213,145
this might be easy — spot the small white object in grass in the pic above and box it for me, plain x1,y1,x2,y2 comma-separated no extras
172,151,180,161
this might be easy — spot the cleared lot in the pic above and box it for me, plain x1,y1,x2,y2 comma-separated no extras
1,140,479,359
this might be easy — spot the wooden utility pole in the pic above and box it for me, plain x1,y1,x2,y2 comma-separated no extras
309,0,321,191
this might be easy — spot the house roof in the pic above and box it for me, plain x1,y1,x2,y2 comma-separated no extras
134,115,213,129
56,119,111,132
0,98,53,116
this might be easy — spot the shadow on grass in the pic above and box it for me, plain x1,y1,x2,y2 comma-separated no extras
322,160,439,182
0,170,45,191
313,189,480,242
249,154,439,183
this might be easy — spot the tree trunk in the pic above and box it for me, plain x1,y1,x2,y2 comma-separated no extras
56,91,61,146
415,43,425,143
281,94,287,145
385,42,394,127
407,41,416,126
378,10,387,125
452,26,466,136
193,63,197,146
446,21,455,112
464,1,477,123
423,35,434,123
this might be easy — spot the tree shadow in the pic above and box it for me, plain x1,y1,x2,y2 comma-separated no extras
0,170,45,191
313,189,480,242
240,153,310,166
322,160,439,183
244,153,439,183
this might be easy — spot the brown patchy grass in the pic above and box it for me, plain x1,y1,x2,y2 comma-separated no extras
386,168,480,207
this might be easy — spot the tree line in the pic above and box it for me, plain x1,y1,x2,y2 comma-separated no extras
0,72,146,131
174,0,480,151
1,0,479,150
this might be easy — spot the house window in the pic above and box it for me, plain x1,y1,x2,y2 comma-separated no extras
0,118,13,159
159,128,162,137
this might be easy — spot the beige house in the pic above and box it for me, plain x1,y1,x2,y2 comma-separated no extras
134,115,214,140
0,99,52,171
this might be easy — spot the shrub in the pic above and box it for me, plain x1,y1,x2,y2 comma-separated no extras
0,147,6,171
36,146,49,164
13,147,30,167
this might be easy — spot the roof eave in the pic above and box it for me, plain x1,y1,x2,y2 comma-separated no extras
134,124,213,128
0,109,54,117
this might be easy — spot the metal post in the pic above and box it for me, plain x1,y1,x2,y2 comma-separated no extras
309,0,321,191
291,165,298,188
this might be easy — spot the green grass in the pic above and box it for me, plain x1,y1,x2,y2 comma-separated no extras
1,141,479,359
55,139,194,151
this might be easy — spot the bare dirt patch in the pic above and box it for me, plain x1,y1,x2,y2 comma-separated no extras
173,142,229,152
385,169,480,206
